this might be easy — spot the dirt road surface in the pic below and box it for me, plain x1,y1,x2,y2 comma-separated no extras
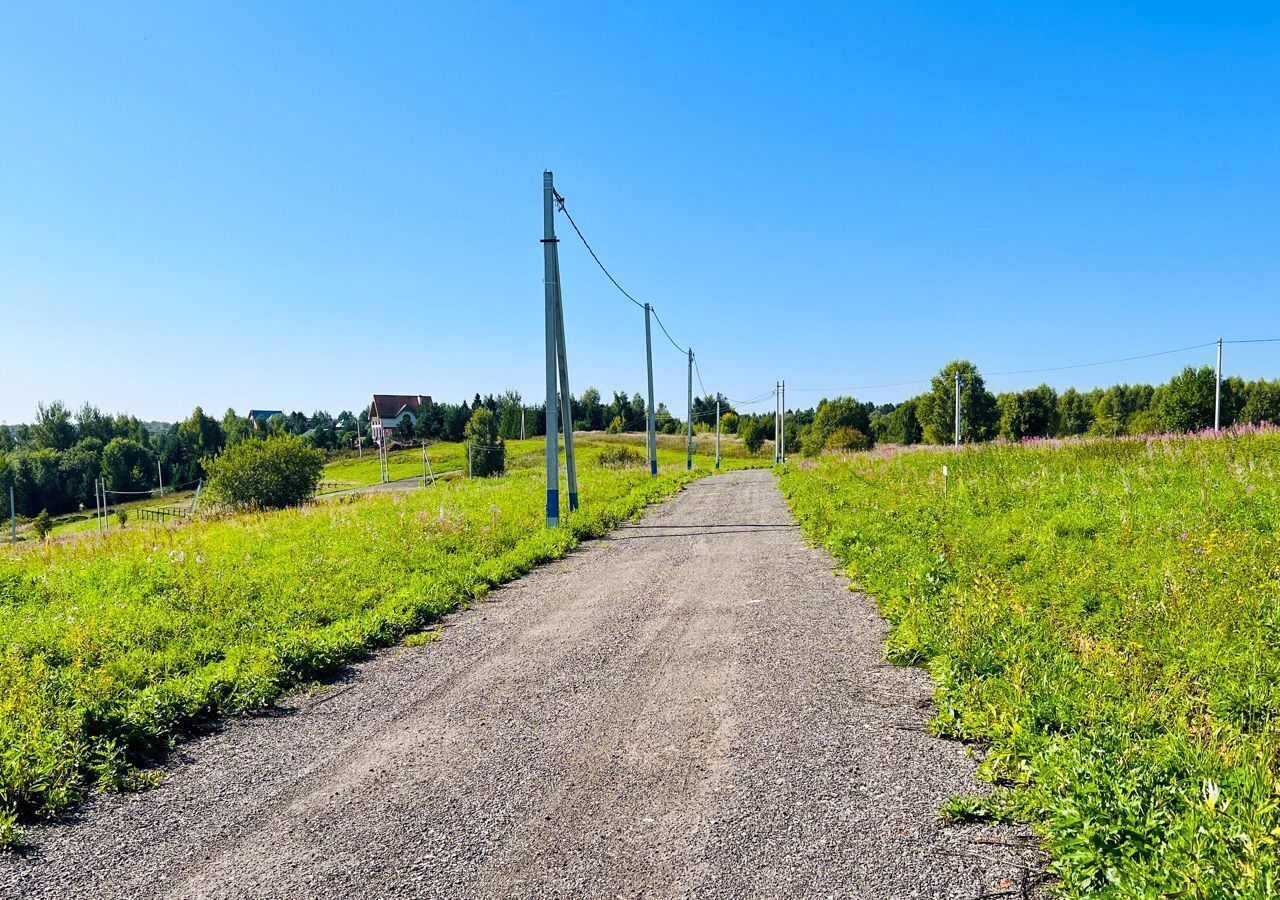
1,470,1045,899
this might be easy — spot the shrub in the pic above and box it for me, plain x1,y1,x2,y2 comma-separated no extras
739,417,767,454
605,415,626,434
204,434,324,509
465,407,505,477
31,509,53,540
116,510,129,527
596,445,645,468
824,426,872,452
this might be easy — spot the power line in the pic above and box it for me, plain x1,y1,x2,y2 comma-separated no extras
1226,338,1280,345
553,192,645,310
649,307,688,355
693,356,708,395
986,341,1217,377
791,339,1225,395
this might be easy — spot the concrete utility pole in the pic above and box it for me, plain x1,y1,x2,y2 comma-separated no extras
553,246,579,511
157,461,164,498
645,304,658,476
520,408,526,441
774,382,780,465
686,348,694,470
954,373,961,446
1215,337,1223,433
422,442,436,485
540,168,576,524
715,397,721,471
780,380,787,463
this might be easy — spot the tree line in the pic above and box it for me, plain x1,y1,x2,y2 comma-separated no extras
6,364,1276,519
738,361,1280,458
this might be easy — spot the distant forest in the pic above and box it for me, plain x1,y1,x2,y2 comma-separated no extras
3,362,1278,518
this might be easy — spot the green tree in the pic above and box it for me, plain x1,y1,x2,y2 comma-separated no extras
875,399,922,445
394,414,417,444
803,396,872,456
221,409,253,447
178,406,225,470
465,407,505,477
1056,388,1093,436
101,438,155,493
204,434,324,509
918,361,998,444
29,401,77,452
1240,379,1280,425
1000,384,1058,441
577,387,604,431
738,416,767,454
1157,366,1217,433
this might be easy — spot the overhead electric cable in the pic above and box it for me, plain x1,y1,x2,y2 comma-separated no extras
553,192,645,311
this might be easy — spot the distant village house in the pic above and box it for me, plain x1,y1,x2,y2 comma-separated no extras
369,394,431,446
247,409,284,430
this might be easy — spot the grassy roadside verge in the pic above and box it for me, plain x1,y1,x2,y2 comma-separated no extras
779,432,1280,898
0,445,718,845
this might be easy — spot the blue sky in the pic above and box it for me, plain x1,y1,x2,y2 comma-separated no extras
1,2,1277,424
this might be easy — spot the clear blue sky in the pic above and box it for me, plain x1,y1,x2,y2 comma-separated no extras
2,2,1277,424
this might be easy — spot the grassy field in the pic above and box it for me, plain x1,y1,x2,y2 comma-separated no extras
0,439,760,844
780,429,1280,898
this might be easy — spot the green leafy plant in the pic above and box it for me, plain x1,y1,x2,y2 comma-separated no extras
204,434,324,509
30,509,53,540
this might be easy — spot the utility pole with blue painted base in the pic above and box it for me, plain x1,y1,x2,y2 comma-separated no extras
543,171,560,526
542,170,579,526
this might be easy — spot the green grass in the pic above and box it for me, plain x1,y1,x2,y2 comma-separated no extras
0,439,759,843
779,431,1280,898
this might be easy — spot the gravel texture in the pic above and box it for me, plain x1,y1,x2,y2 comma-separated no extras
1,469,1047,899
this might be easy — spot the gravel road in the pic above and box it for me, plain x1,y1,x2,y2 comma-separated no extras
1,469,1045,899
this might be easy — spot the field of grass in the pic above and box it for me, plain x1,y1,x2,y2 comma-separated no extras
780,429,1280,898
0,439,758,845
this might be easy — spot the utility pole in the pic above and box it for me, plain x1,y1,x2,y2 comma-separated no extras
553,245,579,511
157,461,164,498
94,479,101,536
520,408,526,442
780,380,787,463
954,372,961,446
686,348,694,470
774,382,780,465
543,170,562,527
644,304,658,476
715,396,721,471
1215,337,1223,433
